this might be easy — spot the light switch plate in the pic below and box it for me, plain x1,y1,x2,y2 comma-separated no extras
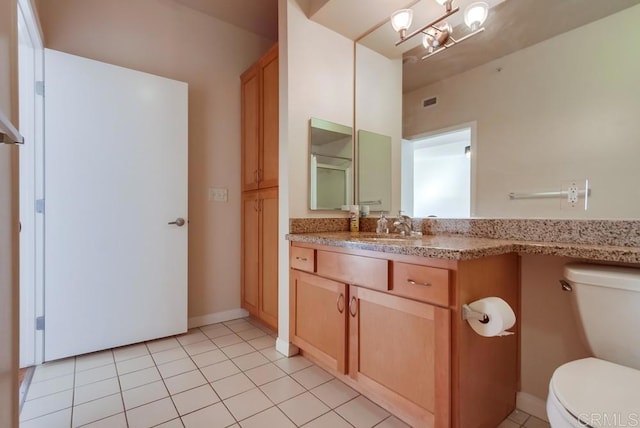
209,187,228,202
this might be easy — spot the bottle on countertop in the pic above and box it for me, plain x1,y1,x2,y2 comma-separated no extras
349,205,360,232
376,213,388,234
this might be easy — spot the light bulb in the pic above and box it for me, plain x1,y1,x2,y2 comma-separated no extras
391,9,413,38
464,2,488,31
422,33,436,49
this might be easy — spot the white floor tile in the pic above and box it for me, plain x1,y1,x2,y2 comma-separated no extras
122,380,169,410
113,343,149,362
221,343,255,359
259,376,306,404
278,391,330,426
191,349,228,368
224,388,272,421
259,348,286,362
157,358,197,379
183,340,217,356
375,416,412,428
310,379,359,409
80,412,128,428
25,374,74,400
509,409,531,425
302,411,353,428
224,318,250,326
236,328,266,341
200,360,241,383
72,393,123,427
146,337,181,354
498,419,521,428
31,358,75,383
74,364,117,387
181,402,235,428
119,367,161,391
226,321,254,333
212,334,244,348
239,406,295,428
19,407,71,428
75,350,114,372
335,396,389,428
211,373,255,400
164,370,207,395
155,419,184,428
176,330,208,346
273,355,313,374
171,384,220,416
116,354,155,375
232,352,269,371
247,336,275,351
152,347,189,365
20,389,73,422
244,362,287,386
74,377,121,405
524,416,551,428
291,365,333,390
126,397,178,428
201,325,234,339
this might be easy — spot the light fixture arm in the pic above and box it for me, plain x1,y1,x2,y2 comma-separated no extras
395,6,459,46
421,26,485,60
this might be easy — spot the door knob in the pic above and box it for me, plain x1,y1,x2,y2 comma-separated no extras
168,218,186,227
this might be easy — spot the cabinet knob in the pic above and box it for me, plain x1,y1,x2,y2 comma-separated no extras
336,293,345,314
349,296,357,317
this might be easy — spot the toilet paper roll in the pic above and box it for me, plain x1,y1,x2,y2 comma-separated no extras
467,297,516,337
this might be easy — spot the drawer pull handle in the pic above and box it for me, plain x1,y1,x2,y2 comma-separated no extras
296,256,308,262
407,279,431,287
336,293,345,313
349,296,357,317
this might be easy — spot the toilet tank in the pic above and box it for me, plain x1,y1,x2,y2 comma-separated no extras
564,263,640,370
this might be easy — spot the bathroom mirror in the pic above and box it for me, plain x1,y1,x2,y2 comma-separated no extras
358,130,392,213
309,118,353,210
354,0,640,219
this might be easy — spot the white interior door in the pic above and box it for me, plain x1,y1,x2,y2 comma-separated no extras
44,49,188,361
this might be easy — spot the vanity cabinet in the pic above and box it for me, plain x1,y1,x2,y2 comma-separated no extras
289,242,519,428
241,188,278,329
241,43,278,191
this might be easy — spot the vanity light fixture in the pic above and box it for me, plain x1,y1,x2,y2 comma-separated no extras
391,0,489,61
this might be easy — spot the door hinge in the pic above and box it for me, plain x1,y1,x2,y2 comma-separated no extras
36,81,45,96
35,199,45,214
36,316,45,331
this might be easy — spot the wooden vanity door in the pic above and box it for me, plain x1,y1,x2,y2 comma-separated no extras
348,286,451,428
290,271,348,373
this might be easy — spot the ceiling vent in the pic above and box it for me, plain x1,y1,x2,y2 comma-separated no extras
422,96,438,108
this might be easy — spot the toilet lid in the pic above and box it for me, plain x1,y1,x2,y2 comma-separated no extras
551,358,640,427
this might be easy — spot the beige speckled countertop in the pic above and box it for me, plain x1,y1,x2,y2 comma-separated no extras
286,232,640,263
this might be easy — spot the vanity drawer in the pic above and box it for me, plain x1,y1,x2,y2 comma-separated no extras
391,262,450,306
290,247,315,272
316,251,388,291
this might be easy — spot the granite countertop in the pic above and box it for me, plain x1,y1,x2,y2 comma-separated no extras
286,232,640,263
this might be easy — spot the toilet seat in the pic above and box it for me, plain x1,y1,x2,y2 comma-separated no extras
549,358,640,428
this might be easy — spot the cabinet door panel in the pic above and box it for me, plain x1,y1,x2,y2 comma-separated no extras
242,191,260,313
260,45,279,189
349,286,450,428
241,67,260,191
290,271,347,373
259,188,278,329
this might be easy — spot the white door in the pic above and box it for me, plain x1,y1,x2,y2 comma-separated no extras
44,49,188,361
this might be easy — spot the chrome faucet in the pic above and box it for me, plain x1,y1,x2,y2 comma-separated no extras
393,213,413,236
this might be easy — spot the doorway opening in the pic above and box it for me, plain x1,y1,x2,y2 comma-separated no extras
402,125,474,218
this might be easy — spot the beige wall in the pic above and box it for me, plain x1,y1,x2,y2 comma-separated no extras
0,0,19,424
35,0,274,322
403,5,640,219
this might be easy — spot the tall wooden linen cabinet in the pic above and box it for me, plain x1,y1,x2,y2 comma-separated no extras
241,44,279,330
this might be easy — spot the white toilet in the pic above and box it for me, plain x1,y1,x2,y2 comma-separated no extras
546,263,640,427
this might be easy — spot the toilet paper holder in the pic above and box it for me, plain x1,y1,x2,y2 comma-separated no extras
462,304,490,324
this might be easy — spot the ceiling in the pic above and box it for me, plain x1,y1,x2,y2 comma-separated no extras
173,0,278,40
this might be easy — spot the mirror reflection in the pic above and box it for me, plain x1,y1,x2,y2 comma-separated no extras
355,0,640,219
309,118,353,210
358,130,392,213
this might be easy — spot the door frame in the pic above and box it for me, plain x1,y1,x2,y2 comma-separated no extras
18,0,44,367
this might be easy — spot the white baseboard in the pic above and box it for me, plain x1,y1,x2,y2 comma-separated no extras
517,392,549,422
188,308,250,329
276,337,299,357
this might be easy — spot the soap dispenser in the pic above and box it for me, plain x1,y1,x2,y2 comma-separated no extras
376,213,389,234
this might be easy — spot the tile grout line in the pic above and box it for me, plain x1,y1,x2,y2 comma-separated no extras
145,340,183,427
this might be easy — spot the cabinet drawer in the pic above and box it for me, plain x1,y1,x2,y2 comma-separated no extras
317,251,388,291
290,247,315,272
391,262,450,306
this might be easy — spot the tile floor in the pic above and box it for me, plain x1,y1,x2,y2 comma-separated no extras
19,316,551,428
